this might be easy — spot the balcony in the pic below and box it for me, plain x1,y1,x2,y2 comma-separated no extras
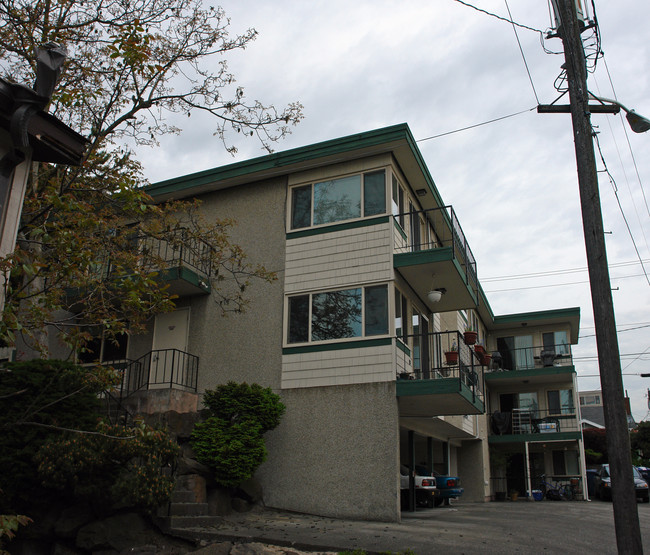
136,230,212,297
393,205,478,313
484,342,576,387
103,349,199,418
396,330,485,416
489,408,581,443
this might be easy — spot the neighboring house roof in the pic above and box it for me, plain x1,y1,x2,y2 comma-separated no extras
581,405,606,428
581,418,605,430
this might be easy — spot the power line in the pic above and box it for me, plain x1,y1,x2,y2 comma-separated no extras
451,0,545,34
416,107,536,143
484,272,645,293
504,0,540,105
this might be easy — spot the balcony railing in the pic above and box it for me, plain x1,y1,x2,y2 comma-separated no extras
490,408,579,436
393,205,478,297
489,343,573,372
118,348,199,394
396,330,485,403
136,229,213,278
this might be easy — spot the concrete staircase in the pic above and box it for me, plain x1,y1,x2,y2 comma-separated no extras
158,475,221,530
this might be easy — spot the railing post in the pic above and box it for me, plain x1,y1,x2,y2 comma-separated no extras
170,349,176,388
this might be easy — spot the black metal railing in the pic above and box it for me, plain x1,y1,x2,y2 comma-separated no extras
490,407,579,436
120,348,199,393
135,229,212,278
393,205,478,298
395,330,484,405
488,342,573,372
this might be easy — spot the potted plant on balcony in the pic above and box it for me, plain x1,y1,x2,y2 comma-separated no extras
474,342,486,356
444,340,458,365
464,326,478,346
483,352,492,368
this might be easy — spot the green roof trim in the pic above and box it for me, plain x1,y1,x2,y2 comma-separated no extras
488,431,582,444
492,307,581,325
484,366,576,381
146,123,442,200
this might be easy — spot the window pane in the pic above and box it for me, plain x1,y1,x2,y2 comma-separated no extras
363,170,386,216
312,289,362,340
555,331,569,355
365,285,388,336
314,175,361,225
291,186,312,229
288,295,310,343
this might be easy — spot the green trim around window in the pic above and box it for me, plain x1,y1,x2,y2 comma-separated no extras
286,215,390,240
397,340,411,356
282,337,392,355
393,218,407,240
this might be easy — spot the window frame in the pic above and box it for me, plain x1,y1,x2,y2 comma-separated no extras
289,169,387,231
286,284,389,345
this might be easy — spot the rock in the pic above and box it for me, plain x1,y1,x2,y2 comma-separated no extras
207,489,232,516
76,513,149,552
176,455,211,478
238,478,263,504
191,542,233,555
231,498,252,513
55,503,95,538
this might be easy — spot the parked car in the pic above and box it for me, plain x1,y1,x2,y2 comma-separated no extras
594,464,649,502
416,465,464,507
400,465,439,508
636,466,650,486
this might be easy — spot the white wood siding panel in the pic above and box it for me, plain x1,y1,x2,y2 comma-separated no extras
282,344,394,389
285,224,392,293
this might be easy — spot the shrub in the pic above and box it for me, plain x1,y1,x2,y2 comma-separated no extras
191,382,285,487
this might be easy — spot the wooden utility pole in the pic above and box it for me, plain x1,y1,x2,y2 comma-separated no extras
554,1,642,552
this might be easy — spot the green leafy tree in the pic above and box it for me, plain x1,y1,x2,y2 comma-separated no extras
191,382,285,487
583,428,608,464
0,359,108,510
36,420,179,511
630,422,650,466
0,0,301,355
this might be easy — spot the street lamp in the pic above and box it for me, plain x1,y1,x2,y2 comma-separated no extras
589,93,650,133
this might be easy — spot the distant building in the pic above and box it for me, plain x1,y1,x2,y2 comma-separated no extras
579,389,635,430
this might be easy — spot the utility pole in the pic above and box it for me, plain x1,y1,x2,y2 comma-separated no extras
553,1,642,552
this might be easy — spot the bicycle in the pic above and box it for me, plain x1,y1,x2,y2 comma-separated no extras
539,475,574,500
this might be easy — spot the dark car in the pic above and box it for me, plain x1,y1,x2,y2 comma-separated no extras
637,466,650,486
594,464,649,502
416,465,464,507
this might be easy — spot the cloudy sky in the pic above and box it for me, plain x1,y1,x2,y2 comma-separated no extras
135,0,650,420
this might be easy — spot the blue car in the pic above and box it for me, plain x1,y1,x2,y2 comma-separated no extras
416,465,464,507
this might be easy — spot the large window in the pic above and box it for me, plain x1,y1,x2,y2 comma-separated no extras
543,331,569,355
497,335,534,370
287,285,388,344
290,170,386,229
548,389,575,414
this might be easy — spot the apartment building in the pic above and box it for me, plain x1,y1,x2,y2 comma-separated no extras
75,123,585,520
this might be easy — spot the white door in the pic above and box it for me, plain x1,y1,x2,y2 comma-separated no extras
151,308,190,388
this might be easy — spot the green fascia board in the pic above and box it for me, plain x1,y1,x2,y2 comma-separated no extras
146,123,444,204
493,307,581,326
287,216,390,239
396,378,485,412
393,247,454,268
282,337,391,355
158,266,210,292
488,431,582,444
484,366,576,381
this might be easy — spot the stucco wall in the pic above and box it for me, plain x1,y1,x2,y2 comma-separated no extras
257,381,401,522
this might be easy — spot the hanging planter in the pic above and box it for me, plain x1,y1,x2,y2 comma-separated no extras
464,330,478,345
474,344,486,356
444,350,459,364
483,354,492,368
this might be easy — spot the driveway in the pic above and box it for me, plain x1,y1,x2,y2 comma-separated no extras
182,500,650,555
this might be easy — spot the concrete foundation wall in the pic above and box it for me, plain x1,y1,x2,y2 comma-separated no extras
258,381,401,522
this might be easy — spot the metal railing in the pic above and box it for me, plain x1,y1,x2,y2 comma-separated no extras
395,330,484,405
120,348,199,393
135,229,212,278
490,407,579,435
489,343,573,372
393,205,478,298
